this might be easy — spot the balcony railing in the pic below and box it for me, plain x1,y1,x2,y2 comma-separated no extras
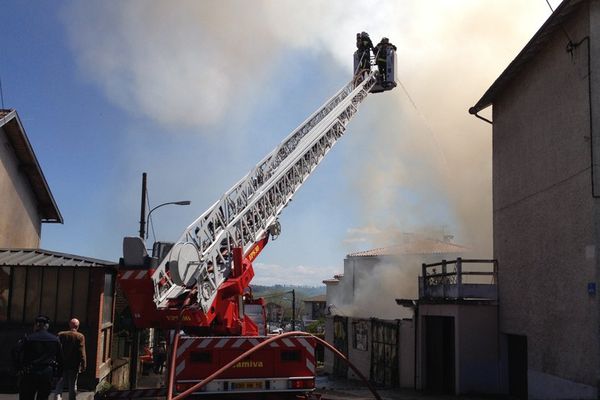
419,258,498,301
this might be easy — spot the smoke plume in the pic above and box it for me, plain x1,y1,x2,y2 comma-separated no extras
61,0,557,270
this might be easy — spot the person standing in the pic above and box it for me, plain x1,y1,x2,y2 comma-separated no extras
152,340,167,374
356,32,374,72
374,37,396,83
14,315,63,400
54,318,86,400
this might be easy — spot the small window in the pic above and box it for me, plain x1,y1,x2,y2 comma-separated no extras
352,320,369,351
102,273,115,325
281,350,301,362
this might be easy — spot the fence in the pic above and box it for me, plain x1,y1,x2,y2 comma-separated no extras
420,258,498,300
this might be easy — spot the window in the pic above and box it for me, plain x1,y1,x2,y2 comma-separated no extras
102,273,115,325
0,267,10,321
352,320,369,351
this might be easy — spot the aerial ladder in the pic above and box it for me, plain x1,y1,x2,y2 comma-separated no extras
117,34,396,398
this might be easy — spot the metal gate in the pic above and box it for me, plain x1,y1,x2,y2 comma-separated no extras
333,316,348,378
370,319,399,387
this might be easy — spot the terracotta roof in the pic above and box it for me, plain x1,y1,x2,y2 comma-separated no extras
0,248,115,267
0,109,63,223
348,238,467,257
470,0,585,114
304,294,326,303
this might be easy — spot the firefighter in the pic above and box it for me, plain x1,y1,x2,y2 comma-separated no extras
374,37,397,83
14,316,63,400
356,32,373,71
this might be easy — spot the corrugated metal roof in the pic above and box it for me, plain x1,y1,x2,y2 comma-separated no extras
347,238,467,258
470,0,585,114
0,109,63,223
0,248,115,267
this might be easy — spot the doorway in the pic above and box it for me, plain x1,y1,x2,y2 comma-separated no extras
507,334,527,399
424,316,455,394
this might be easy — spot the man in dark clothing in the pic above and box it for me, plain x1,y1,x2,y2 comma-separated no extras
14,315,63,400
54,318,86,400
374,37,397,82
356,32,374,71
152,340,167,374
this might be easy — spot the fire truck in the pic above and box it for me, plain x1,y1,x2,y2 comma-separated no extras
117,34,396,399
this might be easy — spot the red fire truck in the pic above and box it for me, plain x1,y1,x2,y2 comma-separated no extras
117,34,396,399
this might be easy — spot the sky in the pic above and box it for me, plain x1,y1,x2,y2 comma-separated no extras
1,0,560,286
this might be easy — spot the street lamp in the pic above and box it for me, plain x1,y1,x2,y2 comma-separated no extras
145,200,191,239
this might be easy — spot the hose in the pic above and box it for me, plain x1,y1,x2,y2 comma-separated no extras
166,291,196,400
166,330,382,400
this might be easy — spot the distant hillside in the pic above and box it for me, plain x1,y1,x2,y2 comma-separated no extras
250,284,326,323
251,284,325,299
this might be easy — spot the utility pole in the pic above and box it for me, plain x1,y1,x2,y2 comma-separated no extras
131,172,146,389
291,289,296,331
139,172,147,239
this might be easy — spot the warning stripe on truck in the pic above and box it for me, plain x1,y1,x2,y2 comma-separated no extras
120,270,148,280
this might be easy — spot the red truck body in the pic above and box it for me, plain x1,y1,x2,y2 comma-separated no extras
173,335,316,395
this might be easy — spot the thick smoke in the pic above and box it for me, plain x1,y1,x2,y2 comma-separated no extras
332,258,422,320
62,0,556,269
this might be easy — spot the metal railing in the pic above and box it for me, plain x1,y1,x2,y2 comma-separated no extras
419,258,498,300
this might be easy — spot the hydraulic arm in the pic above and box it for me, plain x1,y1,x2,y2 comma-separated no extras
151,72,379,317
119,34,397,334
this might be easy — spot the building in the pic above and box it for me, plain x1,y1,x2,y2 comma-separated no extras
0,249,116,391
265,301,284,323
410,258,499,395
323,233,468,388
0,110,62,247
325,234,467,317
302,294,326,326
0,109,121,391
469,0,599,397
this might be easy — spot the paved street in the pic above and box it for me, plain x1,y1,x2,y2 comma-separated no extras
0,374,501,400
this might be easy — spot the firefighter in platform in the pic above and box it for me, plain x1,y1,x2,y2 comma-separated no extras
374,37,397,83
356,32,373,71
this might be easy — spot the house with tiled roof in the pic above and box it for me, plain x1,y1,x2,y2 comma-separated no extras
322,233,468,385
324,233,468,315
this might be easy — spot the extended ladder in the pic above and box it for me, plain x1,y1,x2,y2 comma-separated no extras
152,72,379,312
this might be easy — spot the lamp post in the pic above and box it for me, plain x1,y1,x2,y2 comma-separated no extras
145,200,191,239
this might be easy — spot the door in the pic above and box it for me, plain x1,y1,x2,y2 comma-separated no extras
370,319,399,387
507,334,527,399
424,316,455,394
333,316,348,378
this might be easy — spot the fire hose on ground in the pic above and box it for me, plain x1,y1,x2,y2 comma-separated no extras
165,330,382,400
